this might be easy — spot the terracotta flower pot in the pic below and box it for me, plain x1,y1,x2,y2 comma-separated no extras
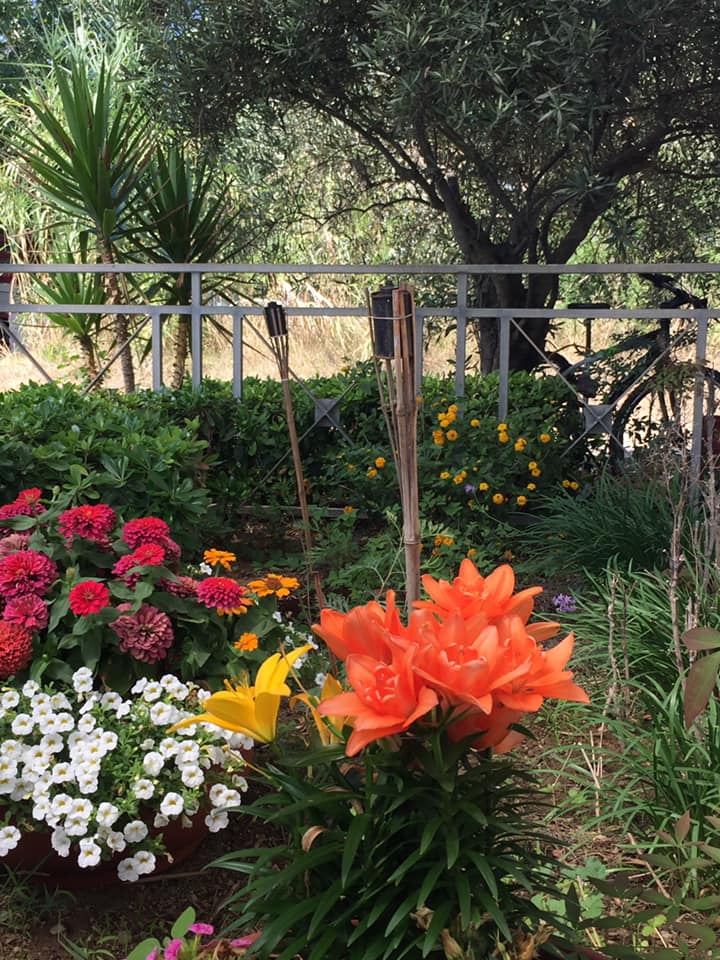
2,808,209,890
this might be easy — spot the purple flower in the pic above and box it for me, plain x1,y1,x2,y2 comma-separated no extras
552,593,577,614
188,922,215,936
163,940,183,960
464,483,476,494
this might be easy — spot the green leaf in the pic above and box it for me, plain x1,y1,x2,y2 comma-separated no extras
170,906,196,939
672,922,717,949
684,650,720,727
416,862,445,908
341,812,369,888
454,872,471,927
421,902,452,958
126,939,161,960
383,891,418,937
682,627,720,651
445,824,459,868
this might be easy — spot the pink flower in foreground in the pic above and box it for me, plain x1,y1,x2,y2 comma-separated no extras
58,504,117,548
163,940,183,960
0,533,30,558
196,577,252,615
3,594,49,631
188,922,214,935
0,489,45,532
69,581,111,616
121,517,170,549
160,575,197,598
230,932,261,948
0,549,58,599
110,603,174,664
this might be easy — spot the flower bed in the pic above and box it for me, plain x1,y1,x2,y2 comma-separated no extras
0,669,251,882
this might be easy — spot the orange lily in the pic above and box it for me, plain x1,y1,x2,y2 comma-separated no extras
415,560,542,625
318,645,438,756
312,590,404,663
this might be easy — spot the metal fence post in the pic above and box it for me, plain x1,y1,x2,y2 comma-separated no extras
691,308,710,491
232,311,244,400
191,272,203,390
151,311,163,392
414,308,424,396
498,311,511,421
455,272,467,399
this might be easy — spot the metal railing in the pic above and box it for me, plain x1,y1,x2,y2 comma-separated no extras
2,261,720,477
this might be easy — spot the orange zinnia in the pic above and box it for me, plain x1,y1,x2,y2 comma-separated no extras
203,548,237,571
318,645,438,756
234,632,259,652
248,573,300,598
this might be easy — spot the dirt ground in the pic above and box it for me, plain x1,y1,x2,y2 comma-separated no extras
0,807,278,960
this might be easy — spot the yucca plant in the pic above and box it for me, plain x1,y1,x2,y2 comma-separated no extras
10,49,154,391
131,144,249,388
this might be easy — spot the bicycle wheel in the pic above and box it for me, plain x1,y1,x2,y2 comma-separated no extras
610,363,720,465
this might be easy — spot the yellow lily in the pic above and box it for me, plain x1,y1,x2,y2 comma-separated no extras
168,645,312,743
292,675,351,746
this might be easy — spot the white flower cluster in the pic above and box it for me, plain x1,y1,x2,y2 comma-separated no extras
0,670,252,881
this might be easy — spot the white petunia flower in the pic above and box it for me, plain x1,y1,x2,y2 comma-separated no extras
209,783,229,807
51,826,71,857
133,850,157,875
0,825,21,855
115,701,132,718
149,702,174,725
205,809,229,833
22,680,40,698
70,798,94,819
180,765,204,789
32,796,52,820
1,690,20,710
131,677,149,695
96,802,120,827
143,751,164,776
100,692,122,712
78,838,102,868
0,775,17,795
153,813,169,829
232,775,249,793
104,830,126,852
50,692,71,711
272,610,282,622
158,738,179,758
160,792,184,817
11,714,34,735
40,733,64,754
77,775,99,795
98,730,118,752
1,740,23,761
123,820,149,843
314,672,327,687
77,715,96,734
142,682,163,702
71,669,93,695
175,741,199,766
133,779,155,800
64,814,90,837
225,732,254,751
198,562,213,575
50,761,73,784
117,857,140,882
79,694,99,714
51,793,73,816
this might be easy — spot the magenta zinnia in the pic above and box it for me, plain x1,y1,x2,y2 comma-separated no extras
110,603,174,663
112,543,166,588
58,504,117,548
121,517,170,549
0,549,58,599
3,594,49,631
68,581,111,616
196,577,252,615
0,489,45,532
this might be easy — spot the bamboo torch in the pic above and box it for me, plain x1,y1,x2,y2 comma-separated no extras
369,283,421,608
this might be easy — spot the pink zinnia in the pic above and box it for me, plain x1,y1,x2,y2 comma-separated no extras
196,577,252,615
0,549,58,599
58,504,117,548
121,517,170,549
69,581,111,616
110,603,174,664
112,543,166,588
0,621,33,679
3,594,49,631
160,575,197,598
0,532,30,558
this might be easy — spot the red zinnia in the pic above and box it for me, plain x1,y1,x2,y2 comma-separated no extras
112,543,166,588
3,594,49,631
196,577,252,615
121,517,170,549
0,488,45,532
110,603,174,663
0,549,58,599
0,621,33,679
68,581,111,616
58,504,117,548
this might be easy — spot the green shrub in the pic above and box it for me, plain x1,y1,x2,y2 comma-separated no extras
0,383,211,551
